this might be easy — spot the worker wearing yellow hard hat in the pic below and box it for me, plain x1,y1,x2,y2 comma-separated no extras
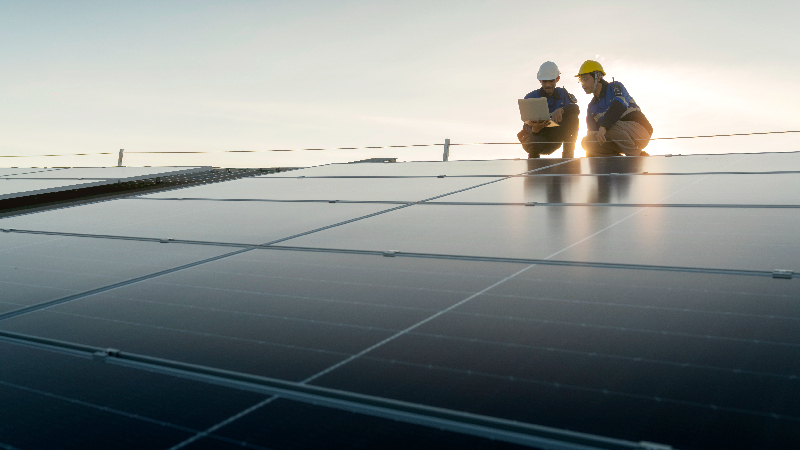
576,60,653,157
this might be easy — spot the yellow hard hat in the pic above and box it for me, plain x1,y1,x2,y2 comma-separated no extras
576,60,605,77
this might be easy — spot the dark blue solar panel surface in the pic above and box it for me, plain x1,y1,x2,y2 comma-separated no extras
0,252,525,381
0,236,232,313
283,204,800,272
434,173,800,205
0,199,391,244
1,153,799,450
0,339,267,450
181,398,529,450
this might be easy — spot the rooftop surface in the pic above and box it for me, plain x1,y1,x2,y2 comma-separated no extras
0,153,799,450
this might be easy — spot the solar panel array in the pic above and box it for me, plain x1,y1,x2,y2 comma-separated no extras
1,153,798,450
0,166,211,200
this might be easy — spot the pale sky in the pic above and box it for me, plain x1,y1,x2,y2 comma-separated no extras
2,1,799,167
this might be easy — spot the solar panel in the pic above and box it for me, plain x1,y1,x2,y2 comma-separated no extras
427,173,800,205
0,153,798,450
0,166,211,200
0,251,526,379
281,204,799,271
0,338,271,449
0,200,392,244
0,236,234,314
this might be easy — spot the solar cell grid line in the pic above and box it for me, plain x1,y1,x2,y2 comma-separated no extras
167,397,279,450
37,307,362,357
0,378,204,434
346,353,800,421
402,326,797,381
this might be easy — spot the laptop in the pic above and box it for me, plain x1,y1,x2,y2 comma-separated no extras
518,98,559,127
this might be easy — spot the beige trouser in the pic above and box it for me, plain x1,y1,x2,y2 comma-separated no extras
581,120,652,157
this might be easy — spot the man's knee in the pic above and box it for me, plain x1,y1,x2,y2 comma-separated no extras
582,135,622,157
581,136,602,157
581,135,594,152
561,112,579,128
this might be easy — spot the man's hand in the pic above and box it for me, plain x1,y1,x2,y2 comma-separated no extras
551,108,563,123
524,120,551,134
596,126,607,145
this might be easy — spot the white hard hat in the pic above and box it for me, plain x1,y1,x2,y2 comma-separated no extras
537,61,560,81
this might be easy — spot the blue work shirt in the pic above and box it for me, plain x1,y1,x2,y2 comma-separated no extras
586,79,650,133
523,87,578,114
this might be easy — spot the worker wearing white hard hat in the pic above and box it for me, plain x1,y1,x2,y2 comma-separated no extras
517,61,580,158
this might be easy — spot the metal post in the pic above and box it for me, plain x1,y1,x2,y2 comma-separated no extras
117,149,124,167
443,139,450,162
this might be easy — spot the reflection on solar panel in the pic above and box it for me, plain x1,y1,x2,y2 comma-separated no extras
0,166,211,200
1,153,798,450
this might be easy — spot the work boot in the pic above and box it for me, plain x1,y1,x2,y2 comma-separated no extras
562,142,575,159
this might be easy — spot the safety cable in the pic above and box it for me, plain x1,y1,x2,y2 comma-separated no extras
1,130,798,158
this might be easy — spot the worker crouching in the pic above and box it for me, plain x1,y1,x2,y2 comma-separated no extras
577,60,653,157
517,61,580,159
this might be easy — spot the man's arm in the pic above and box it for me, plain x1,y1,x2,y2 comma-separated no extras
597,83,631,130
597,101,627,130
553,89,579,123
